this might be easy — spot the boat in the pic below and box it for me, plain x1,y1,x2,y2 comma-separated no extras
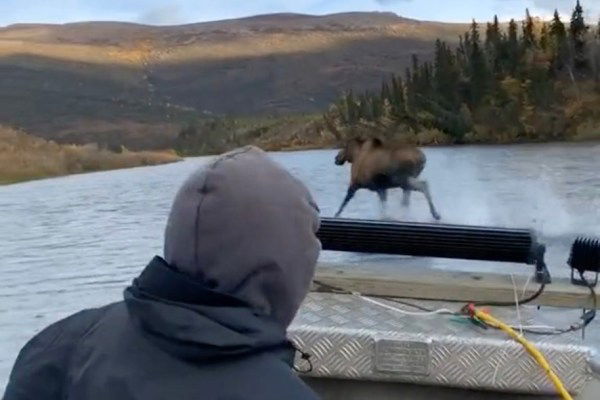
290,218,600,399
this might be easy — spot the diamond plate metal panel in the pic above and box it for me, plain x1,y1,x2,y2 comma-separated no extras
289,293,600,395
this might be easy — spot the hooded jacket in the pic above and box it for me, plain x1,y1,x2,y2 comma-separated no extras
3,146,322,400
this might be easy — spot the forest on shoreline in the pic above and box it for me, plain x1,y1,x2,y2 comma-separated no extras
322,1,600,146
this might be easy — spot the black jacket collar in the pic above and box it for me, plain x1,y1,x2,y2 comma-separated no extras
123,256,295,365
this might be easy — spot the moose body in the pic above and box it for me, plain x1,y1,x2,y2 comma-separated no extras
334,137,441,220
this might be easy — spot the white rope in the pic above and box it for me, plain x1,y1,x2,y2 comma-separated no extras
510,273,524,335
352,292,455,316
522,274,533,298
348,290,573,334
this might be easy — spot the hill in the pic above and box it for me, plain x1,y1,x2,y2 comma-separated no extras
0,12,467,150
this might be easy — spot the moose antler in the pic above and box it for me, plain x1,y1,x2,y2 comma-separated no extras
323,109,343,141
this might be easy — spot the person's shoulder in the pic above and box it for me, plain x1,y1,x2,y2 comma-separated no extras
23,302,119,353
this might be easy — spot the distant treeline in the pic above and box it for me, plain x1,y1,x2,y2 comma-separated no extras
173,114,330,155
325,1,600,144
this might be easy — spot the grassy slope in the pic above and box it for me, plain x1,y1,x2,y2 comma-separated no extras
0,126,181,184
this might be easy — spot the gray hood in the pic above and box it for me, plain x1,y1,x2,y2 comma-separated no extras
164,146,321,328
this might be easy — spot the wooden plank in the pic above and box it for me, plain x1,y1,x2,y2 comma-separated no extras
312,262,599,309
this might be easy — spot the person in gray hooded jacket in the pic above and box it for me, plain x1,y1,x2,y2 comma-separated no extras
3,146,322,400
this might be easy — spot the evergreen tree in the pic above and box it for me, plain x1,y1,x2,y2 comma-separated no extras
485,15,502,74
433,39,460,109
470,19,481,44
411,54,420,76
570,0,589,74
550,9,567,39
522,9,536,49
594,19,600,83
404,66,417,112
550,10,568,72
456,35,468,71
421,62,434,96
466,20,489,106
540,24,550,51
507,19,520,74
462,31,472,64
390,74,406,117
485,22,494,51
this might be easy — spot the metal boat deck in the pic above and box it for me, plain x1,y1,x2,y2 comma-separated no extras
290,292,600,397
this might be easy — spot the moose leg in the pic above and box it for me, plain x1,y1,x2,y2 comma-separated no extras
407,177,441,220
401,189,411,207
334,185,358,217
376,189,388,219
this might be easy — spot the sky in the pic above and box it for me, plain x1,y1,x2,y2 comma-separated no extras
1,0,600,27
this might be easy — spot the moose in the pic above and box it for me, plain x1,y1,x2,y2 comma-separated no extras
333,136,441,220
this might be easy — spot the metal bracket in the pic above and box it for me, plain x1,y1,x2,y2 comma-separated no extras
570,269,599,287
535,244,552,284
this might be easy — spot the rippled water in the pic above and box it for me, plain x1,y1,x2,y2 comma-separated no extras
1,143,599,387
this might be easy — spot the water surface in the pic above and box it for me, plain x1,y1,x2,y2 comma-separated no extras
1,143,599,386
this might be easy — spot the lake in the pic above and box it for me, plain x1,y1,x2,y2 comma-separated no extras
1,143,599,387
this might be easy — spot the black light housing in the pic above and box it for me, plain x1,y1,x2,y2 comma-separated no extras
568,237,600,287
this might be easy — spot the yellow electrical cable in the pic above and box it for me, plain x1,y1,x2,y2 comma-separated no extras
470,307,573,400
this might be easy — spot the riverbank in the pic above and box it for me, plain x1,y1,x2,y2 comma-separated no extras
3,117,598,185
0,127,182,185
171,112,600,157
